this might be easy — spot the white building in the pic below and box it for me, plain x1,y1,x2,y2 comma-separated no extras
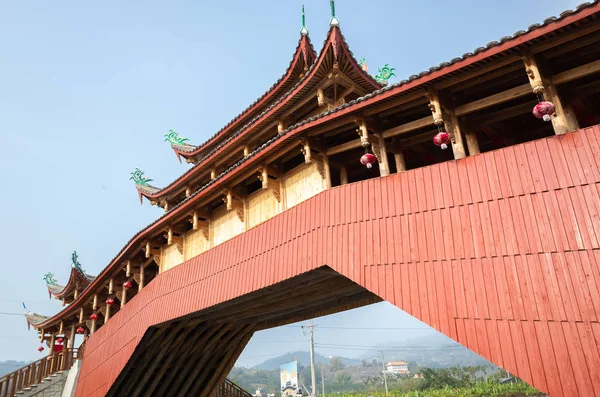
386,361,409,374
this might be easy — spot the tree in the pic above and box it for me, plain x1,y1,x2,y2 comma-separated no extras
361,359,368,368
371,358,378,366
329,357,344,371
335,371,352,385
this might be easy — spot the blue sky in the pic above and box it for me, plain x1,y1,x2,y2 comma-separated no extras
0,0,581,362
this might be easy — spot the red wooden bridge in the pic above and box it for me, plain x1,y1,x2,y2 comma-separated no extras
74,126,600,397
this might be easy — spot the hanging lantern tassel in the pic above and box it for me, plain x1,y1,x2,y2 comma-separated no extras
533,101,555,122
360,148,377,170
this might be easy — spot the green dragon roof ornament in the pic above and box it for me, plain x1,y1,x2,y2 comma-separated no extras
329,0,339,27
164,130,190,146
71,251,84,272
374,64,396,84
130,168,153,186
43,272,58,286
300,5,309,36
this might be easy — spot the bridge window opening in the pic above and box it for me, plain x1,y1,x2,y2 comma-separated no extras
231,300,538,396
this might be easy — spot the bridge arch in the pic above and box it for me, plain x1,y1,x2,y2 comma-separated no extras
76,127,600,397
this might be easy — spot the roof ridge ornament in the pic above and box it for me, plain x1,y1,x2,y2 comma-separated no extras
329,0,339,27
130,168,153,186
300,5,309,36
43,272,58,286
374,64,396,85
164,130,190,146
71,251,84,272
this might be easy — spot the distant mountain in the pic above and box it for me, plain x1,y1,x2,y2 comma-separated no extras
252,351,355,370
0,361,30,377
358,333,494,368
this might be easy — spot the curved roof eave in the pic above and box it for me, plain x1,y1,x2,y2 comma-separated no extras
173,34,318,161
139,25,383,203
37,0,600,329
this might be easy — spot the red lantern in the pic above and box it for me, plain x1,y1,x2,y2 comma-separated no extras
90,313,98,320
123,281,132,289
106,298,115,305
56,337,64,344
76,327,85,334
37,346,44,352
360,153,377,169
433,131,451,150
533,101,555,122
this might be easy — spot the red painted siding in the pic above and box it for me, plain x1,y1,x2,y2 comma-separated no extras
76,126,600,397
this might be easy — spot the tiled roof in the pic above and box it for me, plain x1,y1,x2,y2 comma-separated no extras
36,1,600,329
140,25,381,200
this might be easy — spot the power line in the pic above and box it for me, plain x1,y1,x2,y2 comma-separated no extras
285,325,432,330
0,312,23,316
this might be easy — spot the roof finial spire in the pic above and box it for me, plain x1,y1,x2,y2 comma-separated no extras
300,5,309,36
329,0,339,27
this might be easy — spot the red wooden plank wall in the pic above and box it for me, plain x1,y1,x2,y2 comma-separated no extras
75,126,600,397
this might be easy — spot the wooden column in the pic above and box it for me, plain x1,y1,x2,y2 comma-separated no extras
139,267,145,292
210,167,217,180
78,307,84,323
394,151,406,172
462,123,481,155
105,301,112,322
427,88,466,159
48,332,56,357
322,155,332,188
68,325,76,349
73,289,79,299
446,112,467,159
374,133,390,176
121,285,128,308
545,82,580,134
522,50,579,135
340,167,348,185
90,318,97,335
92,294,98,310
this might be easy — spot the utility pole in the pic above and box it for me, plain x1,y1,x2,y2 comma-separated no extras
380,351,389,397
321,364,325,397
302,320,317,397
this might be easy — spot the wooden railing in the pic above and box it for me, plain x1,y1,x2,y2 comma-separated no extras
0,349,77,397
216,378,253,397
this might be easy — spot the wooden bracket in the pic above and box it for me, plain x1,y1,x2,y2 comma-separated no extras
144,241,161,259
521,49,545,94
257,165,282,202
222,189,244,223
166,228,184,255
426,87,445,126
299,138,312,164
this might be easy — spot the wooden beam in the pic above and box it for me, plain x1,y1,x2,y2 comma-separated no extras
327,138,362,156
552,59,600,85
125,260,131,277
470,101,536,125
454,84,531,116
532,20,600,54
449,63,524,92
300,137,312,164
382,116,434,139
436,56,521,89
541,30,600,60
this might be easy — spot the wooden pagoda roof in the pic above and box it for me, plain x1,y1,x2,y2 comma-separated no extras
138,24,382,205
35,0,600,331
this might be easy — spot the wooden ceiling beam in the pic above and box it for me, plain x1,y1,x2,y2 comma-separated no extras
454,83,532,116
382,116,434,139
552,58,600,85
469,100,537,125
435,56,521,89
